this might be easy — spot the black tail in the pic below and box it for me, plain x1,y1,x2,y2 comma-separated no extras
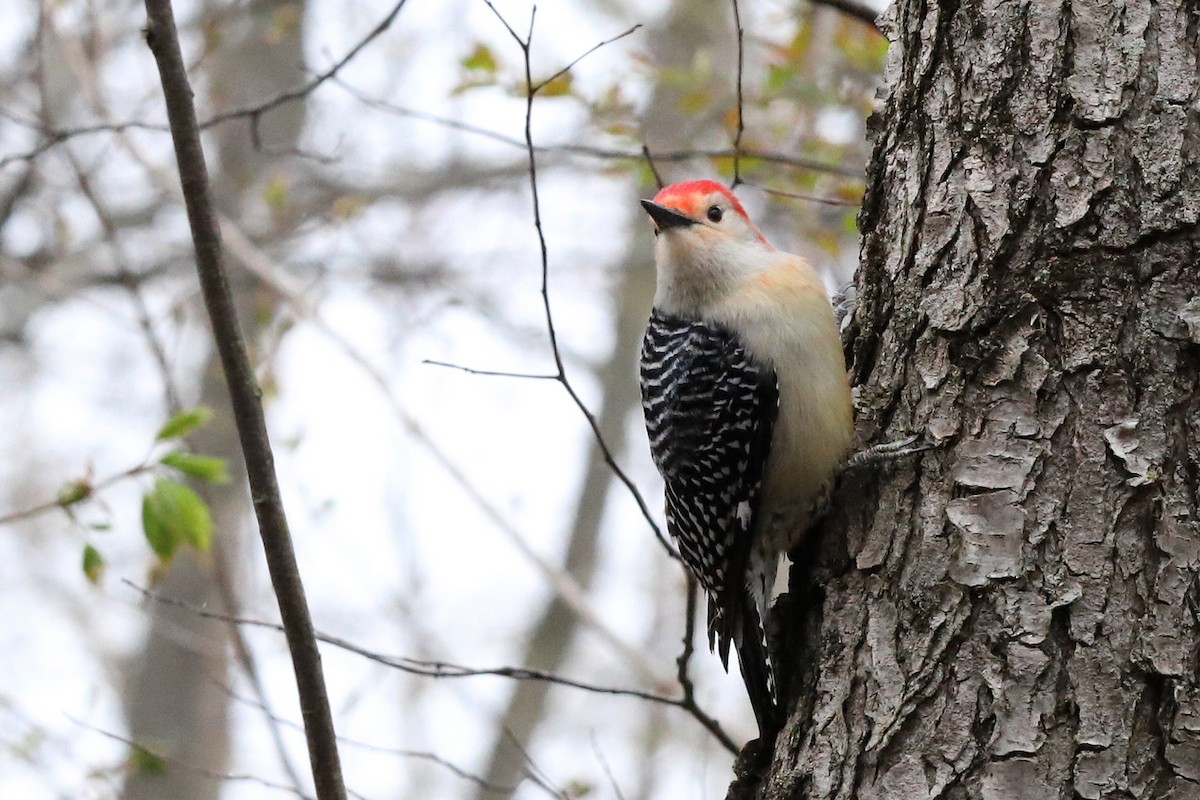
708,589,781,742
734,597,781,740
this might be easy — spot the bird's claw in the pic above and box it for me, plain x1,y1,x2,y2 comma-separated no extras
844,434,930,471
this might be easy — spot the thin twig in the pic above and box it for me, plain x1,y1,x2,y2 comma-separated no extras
590,733,629,800
127,580,673,705
140,3,346,799
211,545,309,791
199,0,410,144
213,677,517,795
529,24,642,94
753,182,862,207
676,576,700,693
213,217,664,686
64,153,182,413
127,579,738,749
329,83,862,178
809,0,881,31
730,0,746,188
2,99,858,179
675,576,739,753
70,718,318,799
499,727,575,800
477,1,745,755
0,463,152,526
481,0,676,557
641,145,665,190
422,359,558,380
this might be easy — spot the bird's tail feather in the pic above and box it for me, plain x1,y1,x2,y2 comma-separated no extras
739,549,780,737
708,552,781,740
735,591,780,739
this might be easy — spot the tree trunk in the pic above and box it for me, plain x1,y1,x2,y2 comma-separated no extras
753,1,1200,798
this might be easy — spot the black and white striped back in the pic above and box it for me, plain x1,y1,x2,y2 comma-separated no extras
639,309,779,664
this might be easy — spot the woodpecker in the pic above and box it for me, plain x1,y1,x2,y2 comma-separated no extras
639,179,853,738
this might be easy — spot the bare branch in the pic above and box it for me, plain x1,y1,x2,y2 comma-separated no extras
70,718,318,799
483,3,677,557
641,145,665,190
329,82,862,178
127,580,673,705
730,0,746,188
474,3,743,755
422,359,559,380
809,0,881,31
140,2,346,798
530,24,642,94
499,729,576,800
199,0,411,139
64,153,182,413
590,733,629,800
0,463,153,527
675,576,739,754
213,677,518,795
752,182,862,207
481,0,524,44
127,579,739,748
214,216,664,685
211,547,309,791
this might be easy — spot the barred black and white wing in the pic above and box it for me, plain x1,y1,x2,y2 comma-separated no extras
639,309,780,728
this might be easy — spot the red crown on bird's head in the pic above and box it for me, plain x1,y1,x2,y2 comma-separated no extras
652,180,750,222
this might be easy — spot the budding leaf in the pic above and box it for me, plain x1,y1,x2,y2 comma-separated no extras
82,544,105,584
142,478,213,559
536,72,573,97
129,744,167,776
263,174,289,213
57,479,92,508
461,42,498,74
155,407,213,441
160,451,230,484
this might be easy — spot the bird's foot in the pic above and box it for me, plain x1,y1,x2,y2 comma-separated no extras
844,435,930,472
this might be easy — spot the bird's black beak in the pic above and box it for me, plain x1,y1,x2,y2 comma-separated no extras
641,200,696,232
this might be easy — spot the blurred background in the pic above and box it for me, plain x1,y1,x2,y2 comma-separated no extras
0,0,884,797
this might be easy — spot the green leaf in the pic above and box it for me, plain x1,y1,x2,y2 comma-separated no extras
262,174,289,213
536,71,573,97
160,451,230,484
82,545,105,584
142,479,213,559
155,407,213,441
678,87,711,113
461,42,498,74
129,744,167,776
57,479,92,508
142,489,176,560
765,63,793,96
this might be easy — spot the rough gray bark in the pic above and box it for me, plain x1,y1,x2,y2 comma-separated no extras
751,1,1200,798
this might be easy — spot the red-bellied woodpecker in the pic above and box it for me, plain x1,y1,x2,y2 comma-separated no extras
639,179,853,738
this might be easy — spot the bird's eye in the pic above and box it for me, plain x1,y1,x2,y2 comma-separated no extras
707,205,723,223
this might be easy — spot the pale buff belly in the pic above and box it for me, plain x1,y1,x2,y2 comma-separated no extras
756,372,851,553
